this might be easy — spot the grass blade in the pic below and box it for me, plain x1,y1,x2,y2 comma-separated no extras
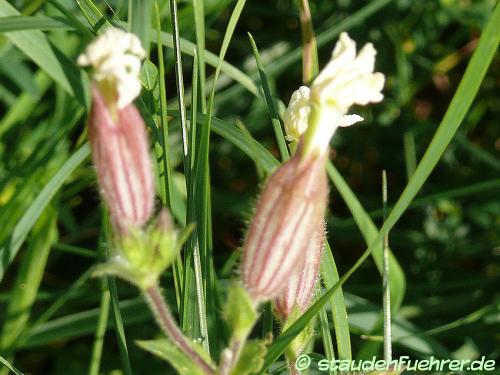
0,15,70,32
88,281,110,375
193,0,206,112
320,241,352,360
247,34,289,161
0,355,23,375
191,0,247,355
128,0,152,54
0,0,88,107
0,210,57,358
0,144,89,282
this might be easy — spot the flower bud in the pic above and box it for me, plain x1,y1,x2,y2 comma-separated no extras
88,84,155,234
80,29,154,234
274,223,324,319
241,146,328,303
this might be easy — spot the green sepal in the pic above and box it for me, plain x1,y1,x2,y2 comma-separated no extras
224,283,257,340
96,212,194,289
230,338,270,375
92,256,150,288
136,338,212,375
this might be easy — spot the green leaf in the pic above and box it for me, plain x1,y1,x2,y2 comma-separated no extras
230,339,268,375
140,59,159,92
136,339,205,375
224,283,256,339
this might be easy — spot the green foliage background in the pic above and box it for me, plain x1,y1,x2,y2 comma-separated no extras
0,0,498,374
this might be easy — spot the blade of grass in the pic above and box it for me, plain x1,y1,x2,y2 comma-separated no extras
320,241,351,361
0,210,57,363
29,267,95,328
0,0,88,107
128,0,151,54
51,243,96,258
46,0,94,38
155,28,258,96
318,307,335,375
327,162,406,312
382,171,392,361
171,111,279,173
189,49,214,354
88,278,110,375
153,3,184,314
0,15,70,32
192,0,247,355
403,131,417,181
102,214,133,375
334,177,500,228
247,34,289,161
75,0,110,29
94,214,132,375
455,133,500,172
0,70,49,139
21,297,150,348
193,0,206,113
0,144,89,282
168,0,210,352
0,355,23,375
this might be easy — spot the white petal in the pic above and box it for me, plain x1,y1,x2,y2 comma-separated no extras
78,27,145,108
283,86,311,142
311,32,384,112
338,114,364,127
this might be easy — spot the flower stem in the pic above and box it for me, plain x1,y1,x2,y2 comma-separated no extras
144,285,215,375
382,170,392,361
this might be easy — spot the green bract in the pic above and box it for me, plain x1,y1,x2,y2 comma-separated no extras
94,212,193,289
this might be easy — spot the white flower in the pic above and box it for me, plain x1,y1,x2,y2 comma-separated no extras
283,86,311,142
78,28,145,109
311,32,385,110
284,32,384,155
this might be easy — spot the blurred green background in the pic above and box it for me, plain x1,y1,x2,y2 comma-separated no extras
0,0,499,374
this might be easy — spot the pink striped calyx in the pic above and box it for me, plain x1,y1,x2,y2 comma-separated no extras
241,144,328,304
274,223,324,320
88,85,155,235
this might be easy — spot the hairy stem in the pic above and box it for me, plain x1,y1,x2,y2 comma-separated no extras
144,285,215,375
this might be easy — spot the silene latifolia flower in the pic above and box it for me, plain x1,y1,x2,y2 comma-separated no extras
79,28,153,235
79,28,184,289
242,32,384,304
80,31,216,375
